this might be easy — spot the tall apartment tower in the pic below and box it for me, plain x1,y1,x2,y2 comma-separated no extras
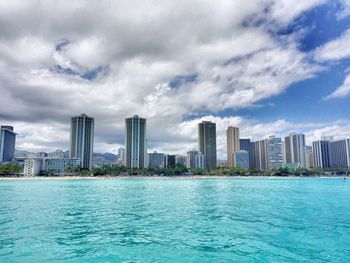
0,126,17,163
312,140,331,168
329,139,350,167
227,126,240,167
250,139,268,170
240,138,251,168
305,145,314,168
186,150,199,169
70,114,94,169
125,115,147,169
267,136,283,169
198,121,217,170
284,133,306,168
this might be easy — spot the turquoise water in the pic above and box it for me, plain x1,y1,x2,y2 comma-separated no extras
0,178,349,262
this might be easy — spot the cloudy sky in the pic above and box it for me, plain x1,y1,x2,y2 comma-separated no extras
1,0,350,159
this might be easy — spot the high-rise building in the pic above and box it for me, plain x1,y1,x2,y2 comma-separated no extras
305,145,314,169
0,126,17,163
195,152,205,169
250,139,268,170
240,138,251,168
125,115,147,169
117,147,126,165
148,151,165,169
329,139,350,167
312,140,331,168
70,114,94,169
239,139,250,152
186,150,199,169
321,136,334,142
227,126,240,167
282,140,286,164
235,150,249,170
199,121,217,170
250,141,258,169
267,136,283,170
284,133,306,168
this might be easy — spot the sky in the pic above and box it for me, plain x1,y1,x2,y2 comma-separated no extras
0,0,350,159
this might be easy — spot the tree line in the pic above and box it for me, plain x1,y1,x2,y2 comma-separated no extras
0,163,349,176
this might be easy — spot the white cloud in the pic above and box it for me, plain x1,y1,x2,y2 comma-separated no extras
324,74,350,99
269,0,326,25
0,0,336,156
0,37,54,65
305,122,350,143
314,27,350,99
337,0,350,19
6,114,350,159
314,28,350,61
152,116,350,159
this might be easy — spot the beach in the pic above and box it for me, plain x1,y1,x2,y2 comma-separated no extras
1,175,348,180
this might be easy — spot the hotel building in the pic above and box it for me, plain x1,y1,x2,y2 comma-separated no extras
198,121,217,170
0,126,16,163
125,115,147,169
70,114,94,169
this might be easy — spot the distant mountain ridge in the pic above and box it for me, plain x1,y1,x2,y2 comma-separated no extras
93,152,117,161
15,149,117,161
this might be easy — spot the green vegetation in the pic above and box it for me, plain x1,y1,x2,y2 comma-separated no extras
60,164,350,177
0,163,23,175
87,163,188,176
1,162,349,177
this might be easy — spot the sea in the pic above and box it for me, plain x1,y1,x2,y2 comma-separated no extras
0,178,349,262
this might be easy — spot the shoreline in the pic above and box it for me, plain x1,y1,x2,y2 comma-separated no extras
0,175,348,180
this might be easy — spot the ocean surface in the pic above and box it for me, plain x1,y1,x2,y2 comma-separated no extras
0,178,349,263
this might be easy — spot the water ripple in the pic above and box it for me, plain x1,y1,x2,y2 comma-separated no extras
0,178,349,262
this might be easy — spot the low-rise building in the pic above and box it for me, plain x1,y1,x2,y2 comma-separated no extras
24,158,80,176
23,158,42,176
175,155,187,166
43,158,80,174
148,151,165,169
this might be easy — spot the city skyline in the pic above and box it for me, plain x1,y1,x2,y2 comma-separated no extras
0,1,350,159
3,114,350,172
3,116,350,161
